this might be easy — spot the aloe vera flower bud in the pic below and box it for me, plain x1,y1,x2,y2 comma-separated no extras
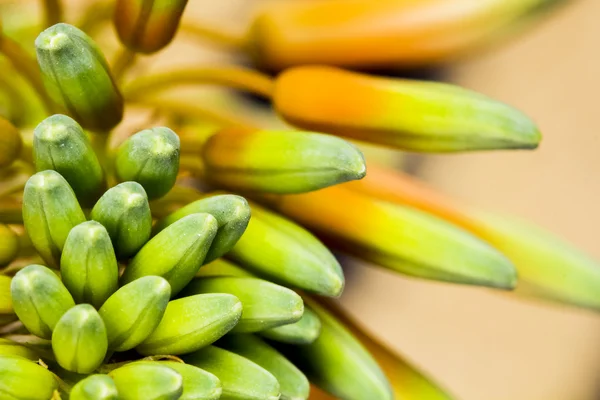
98,276,171,351
0,355,59,399
274,66,541,152
219,334,310,400
0,339,40,361
0,224,19,266
183,346,280,400
228,201,344,297
137,293,242,355
115,127,180,199
109,363,183,400
52,304,108,374
0,276,14,317
260,306,321,345
35,23,123,132
182,277,304,333
61,221,119,308
154,193,251,263
115,0,189,54
90,181,152,259
121,213,218,295
33,114,105,206
131,361,222,400
70,374,118,400
22,170,86,268
10,264,75,339
202,128,366,194
0,117,22,168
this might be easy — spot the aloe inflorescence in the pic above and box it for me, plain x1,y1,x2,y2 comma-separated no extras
0,0,590,399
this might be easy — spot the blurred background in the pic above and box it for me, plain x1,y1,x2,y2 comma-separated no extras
3,0,600,399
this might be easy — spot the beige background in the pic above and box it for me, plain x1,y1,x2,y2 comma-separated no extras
3,0,600,399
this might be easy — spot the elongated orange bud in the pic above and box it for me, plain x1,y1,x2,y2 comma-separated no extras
248,0,562,70
115,0,189,53
346,165,600,311
274,66,540,152
268,185,516,289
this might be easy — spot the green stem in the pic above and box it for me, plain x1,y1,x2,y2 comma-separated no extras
42,0,64,27
123,66,275,101
0,36,57,113
111,47,138,83
181,22,248,50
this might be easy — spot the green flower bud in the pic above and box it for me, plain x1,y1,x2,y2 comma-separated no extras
0,339,39,361
33,114,105,206
137,293,242,356
0,224,19,266
183,346,280,400
22,170,86,268
70,374,118,400
0,275,14,316
0,117,22,168
52,304,108,374
35,23,124,132
114,0,189,54
109,363,183,400
10,264,75,339
228,201,344,297
182,277,303,333
196,259,255,278
90,181,152,259
202,128,366,194
131,361,221,400
61,221,119,308
219,334,309,400
0,355,58,399
121,213,218,296
115,127,180,199
98,276,170,351
260,306,321,345
155,194,251,264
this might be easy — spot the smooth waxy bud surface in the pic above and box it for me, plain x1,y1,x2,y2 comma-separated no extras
115,127,180,199
10,264,75,339
90,181,152,259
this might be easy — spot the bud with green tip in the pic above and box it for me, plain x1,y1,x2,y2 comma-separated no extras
0,275,14,317
70,374,118,400
0,339,39,361
228,201,344,297
109,363,183,400
260,306,321,345
219,334,309,400
22,170,86,268
115,0,189,54
197,259,255,278
137,293,242,355
90,181,152,259
182,277,304,333
10,264,75,339
202,128,366,194
35,23,123,132
115,127,180,199
131,361,222,400
33,114,105,206
0,116,22,168
0,355,59,399
60,221,119,308
121,213,218,296
154,193,251,263
0,224,19,266
52,304,108,374
98,276,170,351
183,346,281,400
